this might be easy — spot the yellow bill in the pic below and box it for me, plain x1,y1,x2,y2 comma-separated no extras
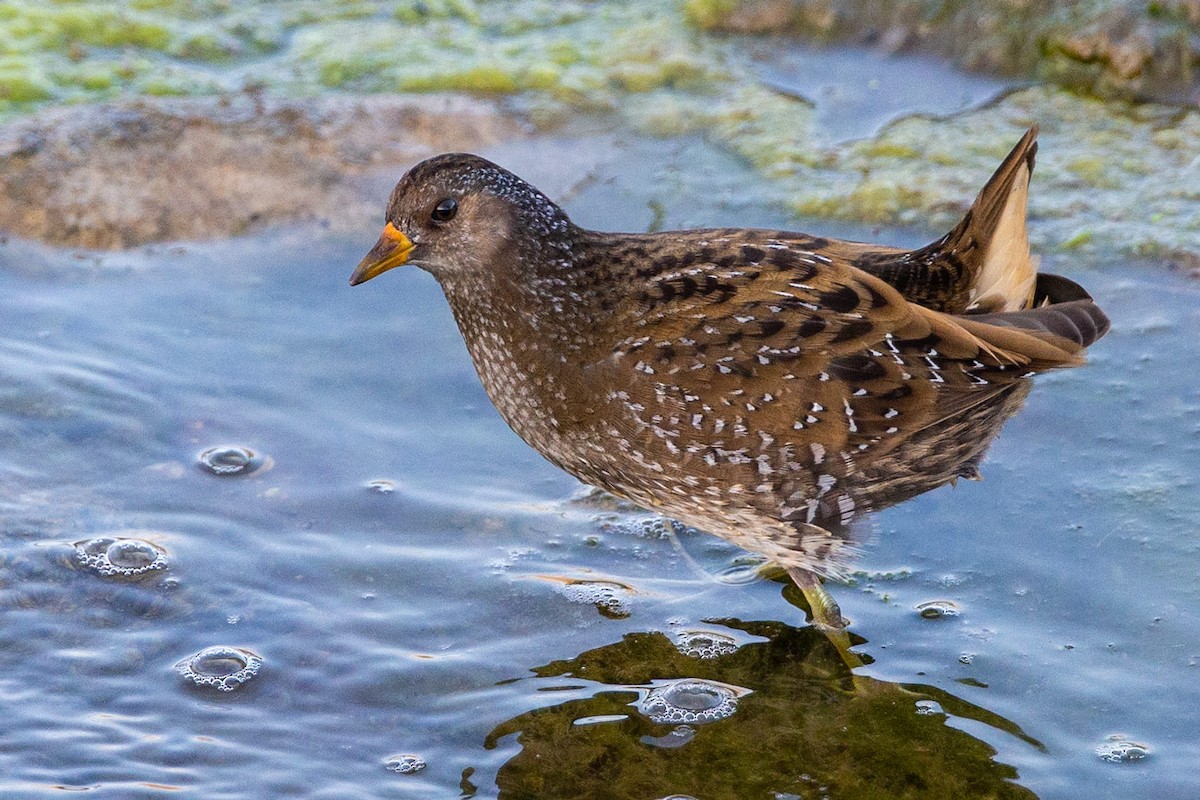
349,222,414,286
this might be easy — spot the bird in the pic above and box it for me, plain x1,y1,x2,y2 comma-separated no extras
349,125,1109,635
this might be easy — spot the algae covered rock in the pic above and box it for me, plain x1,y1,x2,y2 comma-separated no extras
684,0,1200,104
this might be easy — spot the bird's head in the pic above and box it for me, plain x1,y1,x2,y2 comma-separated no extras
349,153,574,288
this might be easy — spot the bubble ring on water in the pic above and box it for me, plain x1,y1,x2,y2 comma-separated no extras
915,599,961,619
197,445,272,477
1096,734,1150,763
654,515,772,586
175,646,263,692
674,629,739,660
74,536,168,578
639,678,747,725
384,753,427,774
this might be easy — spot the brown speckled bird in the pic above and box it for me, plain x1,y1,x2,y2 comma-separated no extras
350,125,1108,632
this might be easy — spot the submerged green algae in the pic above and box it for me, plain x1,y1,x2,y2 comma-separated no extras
0,0,729,112
489,625,1038,800
0,0,1195,266
612,80,1200,268
695,85,1200,268
288,5,726,110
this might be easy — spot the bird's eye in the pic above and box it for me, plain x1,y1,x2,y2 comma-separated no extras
431,198,458,223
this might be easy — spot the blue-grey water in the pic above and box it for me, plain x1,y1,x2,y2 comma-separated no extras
2,132,1198,800
754,39,1016,142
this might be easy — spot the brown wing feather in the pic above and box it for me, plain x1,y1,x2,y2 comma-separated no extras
588,241,1087,535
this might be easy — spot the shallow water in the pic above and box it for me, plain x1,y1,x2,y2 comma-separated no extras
752,38,1016,142
2,132,1199,800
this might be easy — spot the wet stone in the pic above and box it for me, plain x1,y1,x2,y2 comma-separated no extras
175,645,263,692
74,536,168,578
197,445,271,477
915,700,944,716
384,754,427,774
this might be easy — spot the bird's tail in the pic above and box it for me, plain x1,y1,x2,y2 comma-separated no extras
966,273,1111,355
904,272,1110,375
852,126,1042,314
940,124,1040,313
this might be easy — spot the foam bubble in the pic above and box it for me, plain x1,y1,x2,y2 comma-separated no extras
384,754,426,774
596,515,675,540
559,579,632,618
366,479,397,494
630,518,674,539
197,445,271,477
1096,734,1150,763
915,600,961,619
674,630,738,659
175,646,263,692
74,536,168,578
915,700,944,716
640,679,747,725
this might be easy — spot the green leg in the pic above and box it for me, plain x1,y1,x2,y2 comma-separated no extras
787,566,862,670
787,566,846,628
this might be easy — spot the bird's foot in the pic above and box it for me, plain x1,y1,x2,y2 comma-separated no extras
787,566,863,670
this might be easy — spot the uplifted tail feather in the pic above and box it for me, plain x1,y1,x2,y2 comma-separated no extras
943,125,1040,313
932,278,1109,373
852,126,1042,314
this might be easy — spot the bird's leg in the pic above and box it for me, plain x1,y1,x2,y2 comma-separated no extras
786,566,862,670
787,566,846,628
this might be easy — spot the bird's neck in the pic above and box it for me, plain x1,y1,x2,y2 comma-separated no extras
438,224,625,359
435,228,620,467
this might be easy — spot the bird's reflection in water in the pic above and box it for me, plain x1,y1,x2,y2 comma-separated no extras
486,620,1041,800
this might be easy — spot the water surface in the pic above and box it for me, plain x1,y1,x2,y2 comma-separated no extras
1,134,1198,799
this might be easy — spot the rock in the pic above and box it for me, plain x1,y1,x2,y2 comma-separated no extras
685,0,1200,105
0,93,527,249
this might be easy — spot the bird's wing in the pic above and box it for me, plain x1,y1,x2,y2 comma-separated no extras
587,244,1088,525
601,245,1079,434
